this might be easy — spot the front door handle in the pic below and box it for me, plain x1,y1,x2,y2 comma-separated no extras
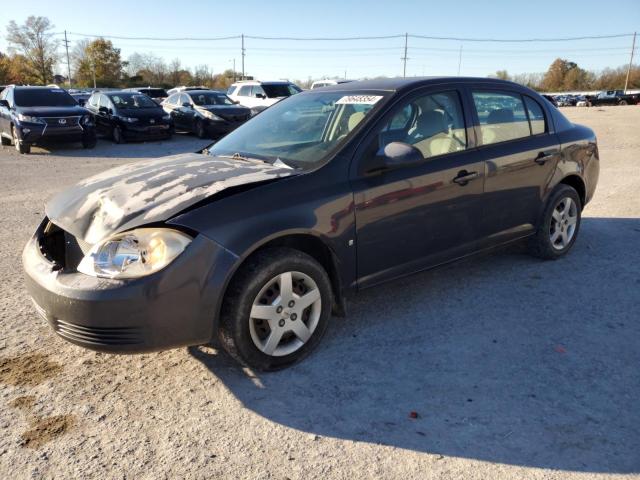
534,149,558,165
453,170,479,186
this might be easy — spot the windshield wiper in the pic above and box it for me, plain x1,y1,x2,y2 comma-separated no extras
215,152,271,164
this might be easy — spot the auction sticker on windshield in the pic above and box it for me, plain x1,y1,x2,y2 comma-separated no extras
336,95,383,105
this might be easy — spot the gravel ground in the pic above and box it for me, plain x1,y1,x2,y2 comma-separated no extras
0,108,638,480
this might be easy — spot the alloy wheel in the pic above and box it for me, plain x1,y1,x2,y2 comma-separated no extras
550,197,578,250
249,271,322,357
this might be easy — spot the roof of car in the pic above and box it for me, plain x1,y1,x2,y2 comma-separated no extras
233,80,294,85
184,89,225,95
315,76,524,92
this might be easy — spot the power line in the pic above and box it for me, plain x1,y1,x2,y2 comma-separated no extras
57,31,635,43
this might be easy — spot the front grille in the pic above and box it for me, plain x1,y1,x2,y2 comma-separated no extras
218,113,250,123
53,319,143,346
41,116,81,127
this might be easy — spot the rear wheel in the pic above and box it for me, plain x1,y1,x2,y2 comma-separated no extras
219,248,332,371
528,184,581,260
620,100,628,106
12,126,30,154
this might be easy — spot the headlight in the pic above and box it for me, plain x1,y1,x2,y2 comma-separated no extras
17,113,44,124
77,228,192,279
81,114,94,125
119,116,139,123
201,110,224,121
162,114,171,121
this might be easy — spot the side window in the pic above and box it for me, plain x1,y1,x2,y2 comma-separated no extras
524,96,546,135
252,85,265,98
166,94,176,105
472,91,531,145
377,90,467,160
178,94,190,105
0,88,7,101
238,86,251,97
98,95,110,109
227,86,237,96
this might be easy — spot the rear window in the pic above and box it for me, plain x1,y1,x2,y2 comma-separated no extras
139,88,167,98
14,88,77,107
262,84,301,98
472,91,530,145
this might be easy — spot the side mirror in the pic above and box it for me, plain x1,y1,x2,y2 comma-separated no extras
98,106,109,115
367,142,424,175
255,93,265,99
0,99,9,108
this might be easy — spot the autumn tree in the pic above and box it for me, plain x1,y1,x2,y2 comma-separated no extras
542,58,591,91
74,38,124,87
6,16,58,85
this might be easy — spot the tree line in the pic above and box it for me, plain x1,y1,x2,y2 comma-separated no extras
1,16,638,92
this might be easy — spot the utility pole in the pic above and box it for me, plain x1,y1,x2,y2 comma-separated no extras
624,31,636,93
63,30,71,86
241,34,245,80
457,45,463,76
401,32,409,77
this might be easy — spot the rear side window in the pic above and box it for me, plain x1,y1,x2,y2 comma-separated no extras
524,96,546,135
472,91,530,145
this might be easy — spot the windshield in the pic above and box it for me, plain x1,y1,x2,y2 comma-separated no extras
208,91,387,168
190,92,235,106
14,88,77,107
262,84,302,98
110,93,158,109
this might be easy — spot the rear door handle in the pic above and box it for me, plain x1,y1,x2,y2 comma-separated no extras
534,149,558,165
453,170,479,186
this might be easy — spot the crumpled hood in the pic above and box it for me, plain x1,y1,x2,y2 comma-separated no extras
45,153,295,245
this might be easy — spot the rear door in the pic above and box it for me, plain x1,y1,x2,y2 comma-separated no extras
351,86,485,287
0,88,10,135
468,88,559,246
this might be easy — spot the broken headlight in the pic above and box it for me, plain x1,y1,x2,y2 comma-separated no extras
77,228,192,279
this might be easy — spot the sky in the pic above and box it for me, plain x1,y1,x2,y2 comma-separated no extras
1,0,638,81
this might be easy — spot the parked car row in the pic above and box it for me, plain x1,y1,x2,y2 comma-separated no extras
0,81,305,154
551,90,640,107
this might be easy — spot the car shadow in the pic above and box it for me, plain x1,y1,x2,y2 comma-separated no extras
25,134,212,159
189,217,640,473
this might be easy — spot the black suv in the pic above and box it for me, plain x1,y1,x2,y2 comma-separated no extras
0,86,96,154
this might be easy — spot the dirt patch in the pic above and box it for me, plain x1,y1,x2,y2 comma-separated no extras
0,353,63,387
9,395,37,413
20,415,75,450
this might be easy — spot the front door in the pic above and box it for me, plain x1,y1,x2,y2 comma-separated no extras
351,87,485,288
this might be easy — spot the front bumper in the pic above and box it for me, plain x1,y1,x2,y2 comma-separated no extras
121,122,172,140
16,120,95,144
205,120,246,136
22,223,237,353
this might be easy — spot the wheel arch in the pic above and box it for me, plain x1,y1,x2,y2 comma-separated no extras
558,174,586,209
218,232,347,322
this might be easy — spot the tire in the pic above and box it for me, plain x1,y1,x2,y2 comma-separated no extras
0,134,10,146
82,135,97,149
112,125,124,144
528,184,581,260
218,247,333,371
195,119,206,139
620,100,628,106
12,126,30,154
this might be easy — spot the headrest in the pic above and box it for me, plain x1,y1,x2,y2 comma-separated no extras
487,108,514,124
348,111,366,131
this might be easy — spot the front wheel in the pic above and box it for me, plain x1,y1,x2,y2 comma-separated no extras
528,184,581,260
12,126,30,154
82,135,97,149
195,119,206,139
112,125,125,144
218,248,333,371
